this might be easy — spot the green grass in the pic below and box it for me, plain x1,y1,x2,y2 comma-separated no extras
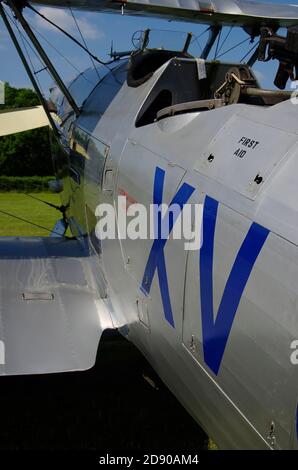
0,192,61,237
208,440,218,450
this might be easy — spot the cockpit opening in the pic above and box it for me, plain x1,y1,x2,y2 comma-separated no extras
127,28,194,88
133,56,292,128
126,28,293,128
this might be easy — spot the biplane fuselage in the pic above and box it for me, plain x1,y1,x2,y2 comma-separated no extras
48,54,298,449
1,0,298,450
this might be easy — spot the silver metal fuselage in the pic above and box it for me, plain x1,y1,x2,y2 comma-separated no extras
52,58,298,450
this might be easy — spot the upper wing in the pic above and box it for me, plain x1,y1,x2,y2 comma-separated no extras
0,105,50,137
0,236,115,375
31,0,298,27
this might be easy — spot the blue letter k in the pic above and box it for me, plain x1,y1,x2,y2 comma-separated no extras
141,167,195,328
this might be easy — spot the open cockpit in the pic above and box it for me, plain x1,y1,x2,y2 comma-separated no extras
125,28,294,127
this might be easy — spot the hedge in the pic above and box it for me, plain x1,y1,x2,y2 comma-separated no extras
0,176,54,192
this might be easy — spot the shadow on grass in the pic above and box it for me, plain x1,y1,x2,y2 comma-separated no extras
0,331,208,451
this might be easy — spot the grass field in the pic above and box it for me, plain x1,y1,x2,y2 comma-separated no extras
0,192,61,236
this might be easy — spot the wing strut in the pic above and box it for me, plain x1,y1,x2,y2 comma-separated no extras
0,3,59,139
201,25,222,59
5,0,81,117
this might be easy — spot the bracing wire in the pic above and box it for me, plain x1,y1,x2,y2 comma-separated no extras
216,37,251,59
29,23,96,86
69,6,101,81
190,26,210,53
0,9,69,237
216,26,233,56
0,180,64,212
0,208,68,237
214,27,222,60
240,41,258,63
4,5,49,93
28,4,114,71
8,6,99,89
12,21,44,92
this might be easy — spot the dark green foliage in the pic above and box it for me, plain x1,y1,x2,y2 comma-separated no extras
0,83,54,176
2,83,39,109
0,176,53,192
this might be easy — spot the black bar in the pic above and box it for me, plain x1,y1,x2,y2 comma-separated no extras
247,45,260,67
142,29,150,50
201,25,222,59
183,32,193,53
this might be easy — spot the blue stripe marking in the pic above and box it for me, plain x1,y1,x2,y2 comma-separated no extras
141,167,195,327
200,196,270,375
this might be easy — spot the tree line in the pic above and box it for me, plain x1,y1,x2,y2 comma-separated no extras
0,83,54,177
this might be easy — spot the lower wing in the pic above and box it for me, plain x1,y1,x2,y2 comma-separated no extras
0,106,50,137
0,236,115,375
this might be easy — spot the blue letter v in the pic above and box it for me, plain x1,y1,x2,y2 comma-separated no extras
200,196,270,375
